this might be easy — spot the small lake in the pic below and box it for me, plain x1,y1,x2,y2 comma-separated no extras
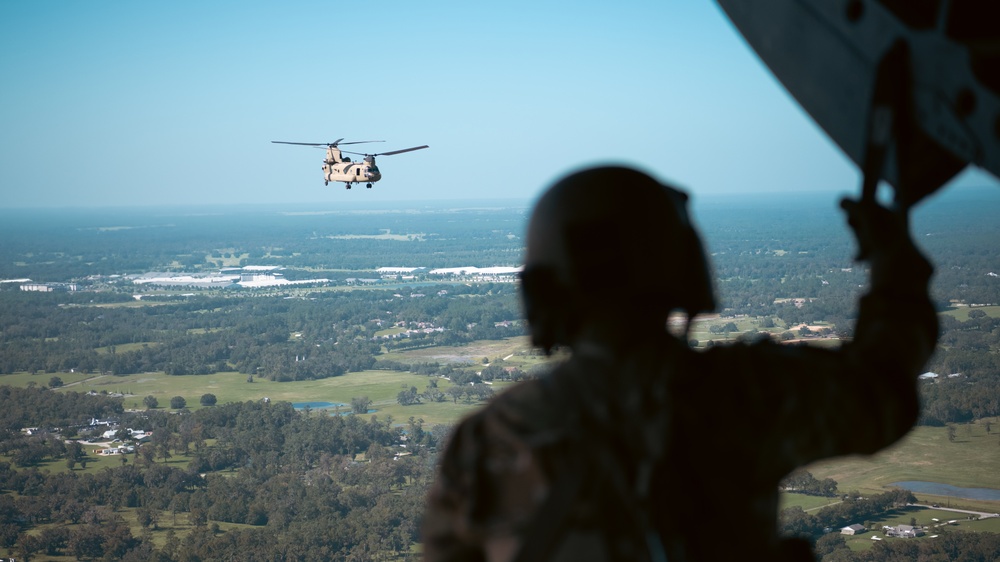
291,402,376,415
891,481,1000,501
292,401,346,410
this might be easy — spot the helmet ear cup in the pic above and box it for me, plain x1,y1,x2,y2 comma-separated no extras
520,266,579,353
675,221,716,317
656,188,715,318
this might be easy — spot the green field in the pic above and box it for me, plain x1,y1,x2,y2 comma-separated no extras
780,492,842,512
941,305,1000,321
3,337,546,426
804,418,1000,511
27,369,491,425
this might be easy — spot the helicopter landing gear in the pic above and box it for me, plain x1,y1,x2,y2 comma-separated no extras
345,184,352,190
324,181,328,186
366,183,372,189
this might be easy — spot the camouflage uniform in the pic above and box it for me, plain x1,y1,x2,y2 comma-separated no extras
423,268,937,561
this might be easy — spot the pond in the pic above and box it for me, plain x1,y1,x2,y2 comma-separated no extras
891,481,1000,501
292,401,346,410
291,402,377,415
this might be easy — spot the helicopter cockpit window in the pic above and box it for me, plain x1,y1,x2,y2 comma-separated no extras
371,166,379,173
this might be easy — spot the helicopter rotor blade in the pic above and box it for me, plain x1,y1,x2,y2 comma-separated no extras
272,138,385,148
340,146,430,158
378,145,430,156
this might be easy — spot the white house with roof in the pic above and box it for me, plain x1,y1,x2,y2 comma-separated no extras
885,524,925,538
841,524,866,535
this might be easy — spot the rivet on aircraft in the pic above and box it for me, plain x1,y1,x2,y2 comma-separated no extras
272,138,428,190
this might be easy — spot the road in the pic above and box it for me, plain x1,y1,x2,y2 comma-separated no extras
909,503,1000,519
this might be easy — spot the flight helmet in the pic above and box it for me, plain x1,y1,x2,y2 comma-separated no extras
520,166,716,351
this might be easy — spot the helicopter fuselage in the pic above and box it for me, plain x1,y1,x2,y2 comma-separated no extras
271,140,426,190
323,147,381,189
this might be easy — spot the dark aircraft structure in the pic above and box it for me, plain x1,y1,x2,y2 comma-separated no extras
716,0,999,207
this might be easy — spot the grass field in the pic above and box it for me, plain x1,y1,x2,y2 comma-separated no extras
3,337,544,426
941,305,1000,321
380,336,541,366
28,369,493,425
803,418,1000,511
780,492,842,512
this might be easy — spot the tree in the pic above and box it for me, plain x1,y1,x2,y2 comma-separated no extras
947,424,957,442
16,533,41,561
447,386,465,404
397,386,420,406
143,395,158,409
814,533,849,559
38,526,70,557
188,507,208,527
136,505,160,530
68,527,105,560
351,396,372,415
200,393,217,407
48,376,63,388
170,396,187,409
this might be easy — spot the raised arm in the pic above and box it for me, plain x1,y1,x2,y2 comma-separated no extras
718,198,938,473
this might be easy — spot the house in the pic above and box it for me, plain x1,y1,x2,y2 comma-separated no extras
885,524,925,538
841,524,866,535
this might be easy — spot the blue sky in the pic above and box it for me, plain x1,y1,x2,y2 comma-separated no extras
1,1,994,208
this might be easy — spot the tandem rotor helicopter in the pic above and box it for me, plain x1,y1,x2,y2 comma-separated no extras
272,138,428,190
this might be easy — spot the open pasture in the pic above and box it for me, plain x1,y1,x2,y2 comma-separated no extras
941,305,1000,321
804,418,1000,511
26,367,494,426
780,492,841,512
381,336,548,371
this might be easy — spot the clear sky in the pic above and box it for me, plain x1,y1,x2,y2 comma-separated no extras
1,0,994,208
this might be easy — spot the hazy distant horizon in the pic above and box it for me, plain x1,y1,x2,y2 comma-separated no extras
2,183,998,231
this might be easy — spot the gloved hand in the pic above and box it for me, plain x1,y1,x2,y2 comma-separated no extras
840,197,932,292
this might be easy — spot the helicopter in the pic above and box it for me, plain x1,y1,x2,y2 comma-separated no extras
272,138,428,189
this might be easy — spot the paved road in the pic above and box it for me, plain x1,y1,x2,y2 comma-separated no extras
909,503,999,519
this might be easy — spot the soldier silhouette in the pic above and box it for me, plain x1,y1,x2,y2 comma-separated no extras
423,165,938,561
